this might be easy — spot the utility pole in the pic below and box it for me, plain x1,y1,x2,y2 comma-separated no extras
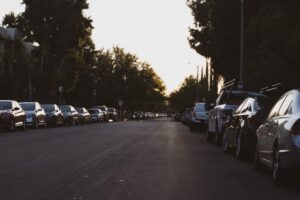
196,65,199,102
240,0,244,83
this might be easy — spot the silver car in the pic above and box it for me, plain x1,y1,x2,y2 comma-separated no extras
255,89,300,184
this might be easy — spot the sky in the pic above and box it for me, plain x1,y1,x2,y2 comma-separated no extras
0,0,205,94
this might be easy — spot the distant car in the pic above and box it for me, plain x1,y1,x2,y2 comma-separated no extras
190,103,209,131
174,112,183,121
76,107,91,124
108,107,118,121
222,97,268,159
182,108,193,125
93,105,109,122
20,102,47,128
134,111,144,120
59,105,79,125
88,108,104,123
41,104,64,127
255,90,300,184
207,80,266,145
0,100,26,131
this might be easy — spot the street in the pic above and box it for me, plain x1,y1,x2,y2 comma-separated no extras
0,118,300,200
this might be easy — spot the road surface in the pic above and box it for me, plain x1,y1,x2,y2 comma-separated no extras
0,118,299,200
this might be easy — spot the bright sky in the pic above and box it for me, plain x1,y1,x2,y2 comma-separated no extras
0,0,205,94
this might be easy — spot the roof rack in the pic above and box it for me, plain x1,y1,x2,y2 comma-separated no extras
260,83,282,94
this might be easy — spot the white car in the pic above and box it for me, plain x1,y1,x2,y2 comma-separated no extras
255,89,300,184
190,103,209,131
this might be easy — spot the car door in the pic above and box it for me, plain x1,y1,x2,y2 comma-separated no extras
14,101,24,126
259,95,287,162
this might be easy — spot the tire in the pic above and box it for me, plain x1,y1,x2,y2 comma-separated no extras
34,120,39,129
214,123,222,146
235,133,244,160
272,144,285,185
254,150,264,171
8,119,15,132
21,119,26,131
222,131,230,152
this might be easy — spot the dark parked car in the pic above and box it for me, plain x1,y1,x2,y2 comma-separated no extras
59,105,79,125
76,107,91,124
41,104,64,127
93,105,109,122
108,107,118,121
20,102,47,128
0,100,26,131
174,112,183,121
222,97,268,159
88,108,104,123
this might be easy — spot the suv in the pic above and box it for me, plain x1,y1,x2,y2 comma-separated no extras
0,100,26,131
190,103,209,131
207,80,265,144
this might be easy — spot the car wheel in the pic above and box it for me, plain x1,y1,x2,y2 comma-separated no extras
34,120,39,129
272,144,285,185
235,133,244,160
222,131,230,152
254,150,263,171
8,119,15,132
21,119,26,131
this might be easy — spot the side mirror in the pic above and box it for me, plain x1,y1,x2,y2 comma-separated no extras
13,107,20,111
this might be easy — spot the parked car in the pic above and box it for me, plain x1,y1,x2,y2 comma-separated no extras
174,112,183,121
41,104,64,127
93,105,109,122
76,107,91,124
182,108,193,125
207,80,265,145
59,105,79,125
222,97,268,159
88,108,104,123
108,107,118,121
20,102,47,128
254,89,300,184
134,111,144,120
0,100,26,131
190,103,209,131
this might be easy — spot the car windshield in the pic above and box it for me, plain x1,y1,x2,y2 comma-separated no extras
42,105,55,113
99,106,106,111
20,103,36,111
60,106,71,112
195,103,205,112
76,108,84,113
0,101,12,110
89,109,99,114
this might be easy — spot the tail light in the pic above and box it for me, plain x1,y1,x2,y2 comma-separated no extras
290,119,300,135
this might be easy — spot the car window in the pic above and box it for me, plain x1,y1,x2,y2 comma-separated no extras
278,94,294,116
268,95,287,119
195,103,205,112
0,101,12,110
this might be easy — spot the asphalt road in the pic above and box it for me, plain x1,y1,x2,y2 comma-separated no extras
0,118,300,200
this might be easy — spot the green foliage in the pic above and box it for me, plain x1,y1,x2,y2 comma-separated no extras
188,0,300,90
0,0,166,111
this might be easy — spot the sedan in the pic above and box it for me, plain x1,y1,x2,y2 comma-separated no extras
41,104,64,127
20,102,47,128
76,107,91,124
255,89,300,184
59,105,79,125
0,100,26,131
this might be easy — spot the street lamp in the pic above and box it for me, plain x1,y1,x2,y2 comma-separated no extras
240,0,244,83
